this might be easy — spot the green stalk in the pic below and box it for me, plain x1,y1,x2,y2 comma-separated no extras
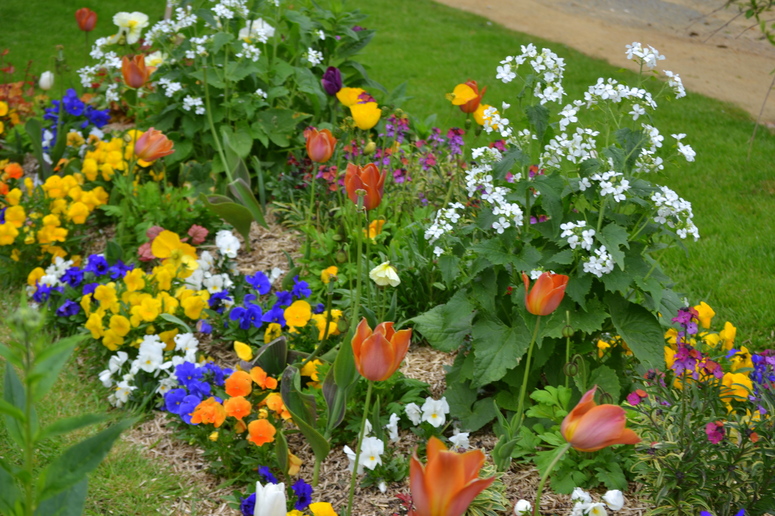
345,380,373,516
347,193,366,335
533,443,571,516
23,335,34,516
312,458,321,487
300,282,335,368
202,64,231,182
511,316,542,433
596,196,607,233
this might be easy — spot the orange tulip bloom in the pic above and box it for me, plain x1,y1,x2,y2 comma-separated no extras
522,271,569,316
304,127,336,163
408,436,495,516
225,370,253,397
121,54,151,89
351,318,411,382
247,418,277,447
459,80,486,114
224,396,252,420
190,397,227,428
561,386,641,452
75,8,97,32
344,163,386,211
134,128,175,162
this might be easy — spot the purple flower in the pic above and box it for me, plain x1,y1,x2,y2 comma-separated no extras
705,421,725,444
84,255,109,276
275,291,293,307
321,66,342,96
258,466,278,484
230,303,264,330
262,304,286,327
61,267,84,288
179,394,202,424
239,493,255,516
56,300,80,317
291,479,313,510
197,319,213,334
291,276,312,299
246,271,271,295
164,388,188,414
108,260,133,280
175,362,204,389
208,290,232,313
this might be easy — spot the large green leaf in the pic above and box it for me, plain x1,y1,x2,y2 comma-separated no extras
323,369,346,433
34,478,88,516
411,290,475,352
444,380,496,432
606,293,663,369
471,316,531,387
280,367,330,462
37,418,135,501
29,335,82,403
35,414,106,444
596,223,630,270
0,457,21,514
229,177,268,229
3,365,31,447
199,193,254,244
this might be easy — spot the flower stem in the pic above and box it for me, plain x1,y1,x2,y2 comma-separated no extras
346,380,373,516
512,316,542,433
533,442,571,516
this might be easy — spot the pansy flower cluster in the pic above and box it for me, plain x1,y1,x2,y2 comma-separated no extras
42,88,111,158
239,469,338,516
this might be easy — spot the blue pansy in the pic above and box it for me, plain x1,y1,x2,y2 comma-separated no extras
175,362,204,388
275,291,293,307
291,276,312,299
229,303,263,330
258,465,278,484
164,388,188,414
239,493,255,516
291,478,313,511
246,271,271,295
179,394,202,424
56,300,80,317
262,304,286,327
61,267,84,288
84,255,109,276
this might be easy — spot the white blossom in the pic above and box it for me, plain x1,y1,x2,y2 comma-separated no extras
421,397,449,428
405,402,422,425
359,437,384,470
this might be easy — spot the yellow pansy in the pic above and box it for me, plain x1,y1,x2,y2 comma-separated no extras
5,188,22,206
130,296,162,323
182,295,207,320
664,346,676,369
320,266,338,284
730,346,753,372
0,223,19,245
264,323,282,343
109,315,131,337
5,205,26,228
85,312,105,339
158,291,180,313
45,245,67,259
284,300,312,333
719,322,737,351
49,198,68,215
159,329,179,351
10,249,20,261
27,267,45,287
124,268,146,292
0,101,7,116
82,158,99,181
102,330,124,351
234,341,253,361
67,201,90,224
308,502,338,516
310,313,339,340
721,372,753,403
693,302,715,329
300,359,323,383
94,284,120,312
151,230,198,264
152,265,174,291
42,175,66,199
365,219,385,241
80,293,93,316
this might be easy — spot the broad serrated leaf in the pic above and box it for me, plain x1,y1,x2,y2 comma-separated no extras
492,147,530,180
410,291,474,352
587,365,621,401
445,380,496,432
606,293,663,369
471,317,531,387
525,104,550,141
438,254,460,286
596,223,630,269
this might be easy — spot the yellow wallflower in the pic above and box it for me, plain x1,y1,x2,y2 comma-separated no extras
693,302,716,329
284,300,312,333
719,322,737,351
0,223,19,245
320,265,338,284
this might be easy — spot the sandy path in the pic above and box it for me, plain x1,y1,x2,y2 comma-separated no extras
433,0,775,123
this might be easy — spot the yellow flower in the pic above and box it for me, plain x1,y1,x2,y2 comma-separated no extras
5,188,22,206
94,284,120,312
49,199,68,215
284,300,312,333
10,249,20,261
336,87,366,107
67,131,85,147
446,83,477,106
82,158,99,181
124,268,146,292
109,315,131,337
264,323,282,343
130,296,162,323
4,206,26,228
152,264,175,291
288,452,303,476
67,201,90,224
693,302,715,329
234,341,253,361
45,245,67,260
182,295,207,320
309,502,338,516
102,330,124,351
369,261,400,287
0,223,19,245
721,372,753,403
596,339,611,358
209,431,219,442
729,346,753,372
473,103,494,126
80,293,93,316
701,332,721,347
85,312,105,339
287,511,305,516
350,102,381,130
42,175,66,199
320,266,338,284
365,219,385,241
300,359,323,383
158,291,180,313
159,329,179,351
664,346,676,369
719,321,737,351
152,230,198,272
0,101,8,116
27,267,45,287
310,313,339,340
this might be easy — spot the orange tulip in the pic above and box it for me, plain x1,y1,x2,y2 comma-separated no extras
121,54,151,89
561,386,641,452
408,436,495,516
459,80,486,114
304,127,336,163
522,271,569,316
344,163,386,211
134,128,175,162
75,8,98,32
351,318,411,382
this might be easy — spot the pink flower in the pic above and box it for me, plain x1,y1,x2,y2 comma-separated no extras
146,225,166,240
137,242,155,262
705,421,725,444
188,224,209,245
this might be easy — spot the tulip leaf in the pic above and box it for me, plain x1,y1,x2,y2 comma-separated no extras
252,337,288,377
411,290,475,352
274,430,289,479
333,332,360,390
34,478,88,516
199,193,254,244
322,369,347,433
471,316,531,388
280,366,330,462
606,293,663,369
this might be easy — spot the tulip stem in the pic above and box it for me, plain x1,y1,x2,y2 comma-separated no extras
512,316,542,435
533,442,571,516
346,380,373,516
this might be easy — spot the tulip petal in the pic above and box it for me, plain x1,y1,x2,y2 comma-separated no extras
568,404,631,452
358,333,395,381
351,318,373,365
409,452,430,516
446,477,497,516
389,328,411,375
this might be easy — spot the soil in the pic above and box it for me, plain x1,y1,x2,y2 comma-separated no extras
432,0,775,124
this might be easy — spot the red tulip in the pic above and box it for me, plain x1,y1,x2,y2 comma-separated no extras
75,8,97,32
409,436,495,516
351,318,411,382
304,127,336,163
344,163,385,211
134,128,175,162
522,271,569,316
561,386,641,452
121,55,151,89
459,80,486,114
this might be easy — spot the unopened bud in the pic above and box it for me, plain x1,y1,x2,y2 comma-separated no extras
563,361,578,377
562,325,574,338
363,141,377,155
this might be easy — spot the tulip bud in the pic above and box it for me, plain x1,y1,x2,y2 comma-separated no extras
75,7,98,32
121,55,151,89
134,128,175,162
303,127,336,163
344,162,385,211
522,271,569,316
321,66,342,96
38,71,55,91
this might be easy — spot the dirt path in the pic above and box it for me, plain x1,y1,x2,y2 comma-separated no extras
433,0,775,124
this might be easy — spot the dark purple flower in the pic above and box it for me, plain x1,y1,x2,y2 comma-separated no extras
84,255,109,276
292,479,313,510
56,300,80,317
291,276,312,299
246,271,271,295
258,466,278,484
61,267,84,288
239,493,256,516
705,421,725,444
208,290,232,313
321,66,342,96
197,319,213,334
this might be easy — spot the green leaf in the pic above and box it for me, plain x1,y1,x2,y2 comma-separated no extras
34,478,88,516
0,398,25,422
333,332,359,390
411,290,475,352
199,193,254,244
337,30,375,60
38,418,135,500
525,104,550,142
601,267,632,293
35,414,106,444
280,367,330,463
541,298,608,339
606,293,663,369
255,108,307,148
596,223,630,269
0,458,21,514
3,365,31,446
444,380,496,432
614,128,646,173
211,32,234,54
322,369,347,433
229,178,268,230
470,239,514,266
253,337,288,377
471,316,531,387
587,365,621,401
437,254,460,286
158,314,192,333
532,174,565,234
29,336,81,403
274,430,289,478
492,147,530,180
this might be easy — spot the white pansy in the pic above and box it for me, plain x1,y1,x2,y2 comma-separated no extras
602,490,624,511
421,397,449,428
571,487,593,504
215,230,241,258
359,436,384,470
587,502,608,516
448,429,470,451
514,499,532,515
343,445,364,474
108,351,129,373
385,413,400,442
98,369,113,388
405,402,422,426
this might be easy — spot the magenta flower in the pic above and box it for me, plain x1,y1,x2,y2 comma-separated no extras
705,421,725,444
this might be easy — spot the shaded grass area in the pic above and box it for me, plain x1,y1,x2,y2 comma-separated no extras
350,0,775,345
0,296,208,516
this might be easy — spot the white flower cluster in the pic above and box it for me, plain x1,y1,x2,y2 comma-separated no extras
185,36,211,59
343,421,385,474
625,42,665,69
158,77,183,98
145,7,197,42
78,42,122,88
663,70,686,99
405,396,450,428
481,106,512,138
100,333,200,407
211,0,247,19
583,245,615,277
255,88,268,100
215,229,241,259
671,133,696,162
235,42,262,62
583,78,657,111
304,48,324,67
425,202,465,245
185,250,235,294
591,169,630,202
182,95,205,115
239,18,275,43
560,221,595,251
569,487,625,516
651,185,700,240
497,44,566,105
541,127,599,168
